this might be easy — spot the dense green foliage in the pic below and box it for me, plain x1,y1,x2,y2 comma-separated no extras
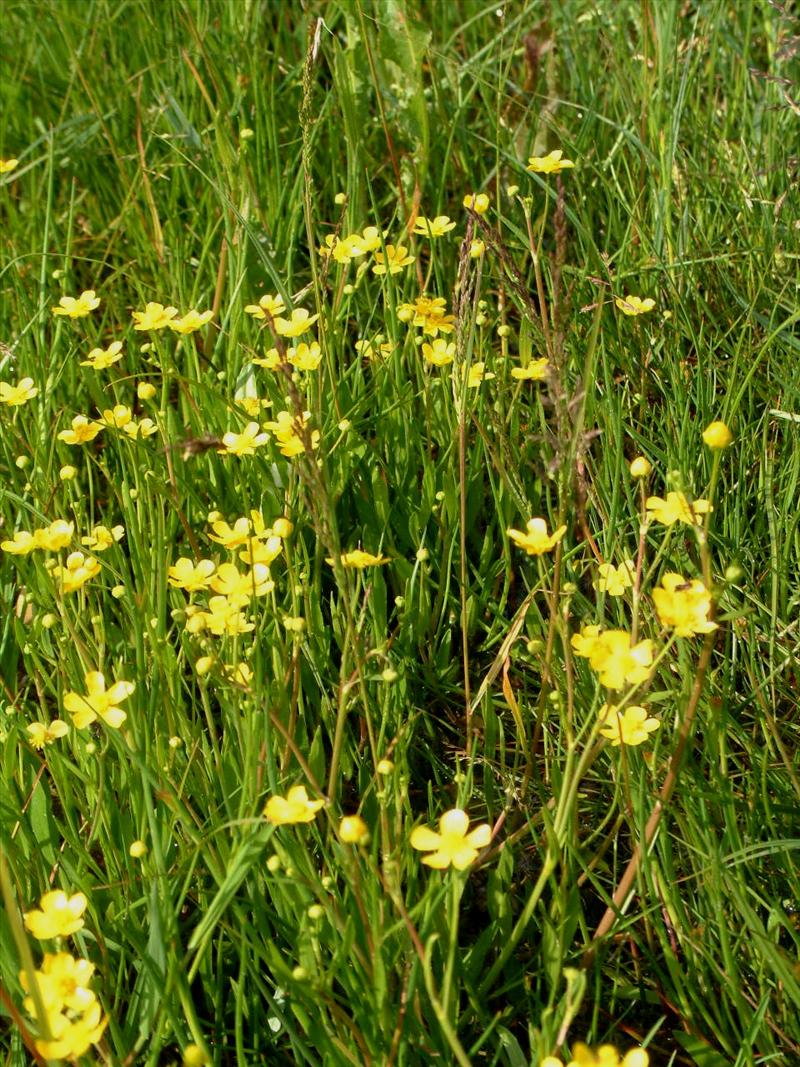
1,1,798,1065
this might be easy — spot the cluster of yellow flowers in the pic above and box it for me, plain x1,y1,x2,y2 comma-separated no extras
20,890,107,1061
167,511,292,654
2,518,124,595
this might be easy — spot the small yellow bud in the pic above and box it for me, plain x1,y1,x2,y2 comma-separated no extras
497,324,511,338
291,966,308,981
376,759,394,775
307,904,324,920
59,465,77,481
463,192,490,214
381,667,398,682
41,613,57,629
266,854,281,873
182,1044,209,1067
85,741,97,755
469,239,485,259
507,184,519,197
272,517,293,538
339,815,369,844
629,456,652,479
195,656,215,676
168,736,182,749
702,420,733,449
111,585,126,599
137,382,157,401
334,191,346,205
129,840,147,858
239,128,254,141
15,455,29,469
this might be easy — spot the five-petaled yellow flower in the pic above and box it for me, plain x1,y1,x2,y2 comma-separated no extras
645,491,711,526
372,244,416,275
169,309,214,334
410,808,491,870
58,414,104,445
508,517,567,555
598,704,660,747
64,671,135,729
264,785,325,825
132,302,178,331
23,890,88,939
526,149,574,174
412,215,456,238
220,422,269,456
52,291,100,318
168,558,216,591
244,293,286,320
422,339,455,366
572,629,654,691
594,560,635,596
462,361,495,388
511,358,549,381
51,551,101,593
274,308,319,338
652,573,717,636
615,295,656,316
0,377,38,406
81,340,123,369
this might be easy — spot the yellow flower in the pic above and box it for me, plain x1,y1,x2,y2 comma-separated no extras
288,341,322,371
355,336,394,361
412,215,456,238
51,552,100,593
122,417,158,439
52,291,100,318
101,404,133,429
1,157,19,174
422,339,455,366
469,239,485,258
594,560,635,596
359,226,383,253
80,340,123,369
614,295,656,316
570,625,602,658
652,572,717,636
220,422,269,456
236,397,270,418
526,149,575,174
208,515,254,548
598,704,660,746
508,517,567,555
238,533,283,567
273,308,319,338
463,192,490,214
580,630,654,691
702,420,733,449
185,596,254,636
372,244,416,275
645,491,711,526
263,410,319,456
58,415,104,445
64,671,135,729
463,361,495,388
540,1041,649,1067
319,232,367,264
60,465,77,481
210,562,274,604
137,382,157,400
27,719,70,748
326,549,390,568
410,808,491,870
35,1000,107,1061
244,293,286,321
397,295,455,337
132,302,178,331
1,530,38,554
81,525,124,552
168,558,216,591
23,890,88,939
264,785,325,825
169,309,213,334
511,358,549,381
0,377,38,406
629,456,652,478
339,815,369,844
252,347,283,369
35,520,75,551
22,951,97,1016
129,840,148,858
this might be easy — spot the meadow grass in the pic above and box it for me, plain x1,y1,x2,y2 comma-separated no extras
1,1,798,1064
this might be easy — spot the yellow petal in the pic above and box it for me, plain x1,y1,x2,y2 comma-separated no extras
439,809,469,836
409,826,442,851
